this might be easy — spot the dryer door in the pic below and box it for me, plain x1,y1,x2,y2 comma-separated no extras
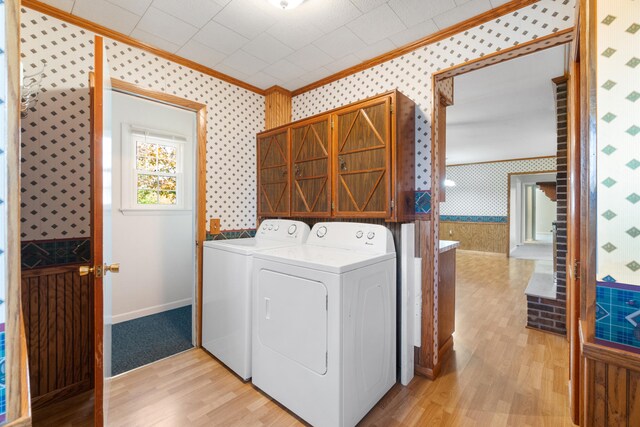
257,270,328,375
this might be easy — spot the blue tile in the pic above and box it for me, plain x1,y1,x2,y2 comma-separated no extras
596,285,611,300
596,303,610,322
415,191,431,214
21,238,91,269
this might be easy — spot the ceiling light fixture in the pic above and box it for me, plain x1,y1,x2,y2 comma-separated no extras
267,0,305,10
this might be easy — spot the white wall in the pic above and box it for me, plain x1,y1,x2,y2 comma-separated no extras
111,92,196,323
535,187,556,242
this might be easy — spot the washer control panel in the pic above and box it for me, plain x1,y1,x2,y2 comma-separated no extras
307,222,395,253
257,220,310,242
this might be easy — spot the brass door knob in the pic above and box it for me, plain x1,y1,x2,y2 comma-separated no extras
105,263,120,274
79,265,94,276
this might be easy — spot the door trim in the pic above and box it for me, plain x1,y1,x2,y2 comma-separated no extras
90,44,208,424
5,0,33,422
90,36,105,425
418,29,576,378
108,79,208,348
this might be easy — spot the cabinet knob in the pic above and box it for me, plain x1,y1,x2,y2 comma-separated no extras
339,156,347,171
294,164,302,177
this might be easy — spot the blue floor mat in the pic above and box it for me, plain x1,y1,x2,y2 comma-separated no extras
112,305,193,376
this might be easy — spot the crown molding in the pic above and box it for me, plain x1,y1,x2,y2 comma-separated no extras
291,0,540,96
447,155,557,167
21,0,266,95
22,0,547,100
264,85,292,96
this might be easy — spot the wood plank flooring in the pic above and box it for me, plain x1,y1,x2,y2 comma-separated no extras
33,251,575,426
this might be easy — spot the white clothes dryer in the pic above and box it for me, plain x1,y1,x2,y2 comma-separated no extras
202,220,310,380
252,222,396,427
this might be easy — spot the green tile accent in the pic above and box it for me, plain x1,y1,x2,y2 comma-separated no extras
627,159,640,170
627,57,640,68
601,80,617,90
627,23,640,34
602,210,617,220
602,48,617,57
627,261,640,272
627,91,640,102
627,193,640,204
602,177,617,188
601,15,616,25
602,145,617,155
602,112,617,123
628,125,640,136
602,242,617,253
627,227,640,238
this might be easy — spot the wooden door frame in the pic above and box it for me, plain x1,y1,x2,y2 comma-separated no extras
506,170,558,257
417,28,576,378
90,36,105,425
90,38,207,425
5,0,33,423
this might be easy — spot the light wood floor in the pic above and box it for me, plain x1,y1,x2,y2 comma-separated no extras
33,251,575,427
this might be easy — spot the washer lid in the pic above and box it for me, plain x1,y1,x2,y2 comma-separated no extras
253,245,395,274
203,238,302,255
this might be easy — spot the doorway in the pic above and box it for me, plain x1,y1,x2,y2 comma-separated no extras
509,171,558,261
428,35,576,423
109,91,197,376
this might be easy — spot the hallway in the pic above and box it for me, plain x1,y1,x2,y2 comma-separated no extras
33,251,573,427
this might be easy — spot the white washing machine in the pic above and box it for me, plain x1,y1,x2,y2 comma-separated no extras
252,222,396,427
202,219,310,380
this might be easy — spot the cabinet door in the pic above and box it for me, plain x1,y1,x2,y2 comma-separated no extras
333,97,391,217
290,117,331,217
257,129,289,216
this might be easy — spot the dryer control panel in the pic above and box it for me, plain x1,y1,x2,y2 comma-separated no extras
307,222,395,254
257,220,310,242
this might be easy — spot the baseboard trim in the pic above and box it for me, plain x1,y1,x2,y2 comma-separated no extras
112,298,192,324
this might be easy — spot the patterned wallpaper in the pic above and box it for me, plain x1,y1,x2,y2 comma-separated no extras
0,0,8,420
440,157,557,219
20,7,264,241
596,0,640,288
292,0,576,191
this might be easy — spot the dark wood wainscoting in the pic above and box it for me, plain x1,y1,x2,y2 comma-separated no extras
583,340,640,426
439,221,508,254
21,264,94,409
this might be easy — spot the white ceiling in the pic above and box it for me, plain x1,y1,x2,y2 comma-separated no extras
40,0,513,91
446,45,566,165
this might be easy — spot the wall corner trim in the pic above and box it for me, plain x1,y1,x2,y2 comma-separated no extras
20,0,267,95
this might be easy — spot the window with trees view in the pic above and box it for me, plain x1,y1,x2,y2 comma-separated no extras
135,139,178,205
122,126,187,212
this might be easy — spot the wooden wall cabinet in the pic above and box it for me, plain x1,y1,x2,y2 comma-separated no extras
257,90,415,222
257,128,290,217
290,117,332,217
